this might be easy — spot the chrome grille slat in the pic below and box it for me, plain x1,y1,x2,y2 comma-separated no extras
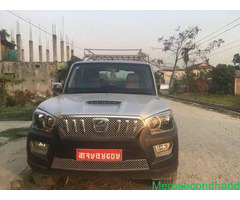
64,119,69,133
124,120,129,133
80,119,85,133
73,119,77,132
52,158,149,171
133,120,138,133
56,116,145,139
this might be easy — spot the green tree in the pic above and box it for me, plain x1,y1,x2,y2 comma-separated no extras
154,72,161,84
232,53,240,69
210,64,236,94
0,29,10,40
57,55,82,82
156,26,224,88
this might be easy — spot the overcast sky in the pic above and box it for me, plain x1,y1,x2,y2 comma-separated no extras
0,10,240,67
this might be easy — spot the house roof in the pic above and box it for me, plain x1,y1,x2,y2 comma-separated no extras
1,39,16,48
188,63,214,70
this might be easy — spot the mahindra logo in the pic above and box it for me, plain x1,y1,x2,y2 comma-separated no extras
92,118,109,133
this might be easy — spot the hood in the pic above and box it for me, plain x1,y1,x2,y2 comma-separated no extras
38,93,170,119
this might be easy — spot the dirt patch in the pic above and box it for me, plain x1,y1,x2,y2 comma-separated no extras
13,171,153,190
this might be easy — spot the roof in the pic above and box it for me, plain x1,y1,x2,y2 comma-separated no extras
1,39,16,48
73,60,151,65
188,63,214,70
83,48,144,61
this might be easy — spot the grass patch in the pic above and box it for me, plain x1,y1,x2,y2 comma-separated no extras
0,105,36,121
0,127,29,140
175,93,240,108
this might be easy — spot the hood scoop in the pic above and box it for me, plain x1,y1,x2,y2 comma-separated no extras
86,100,121,106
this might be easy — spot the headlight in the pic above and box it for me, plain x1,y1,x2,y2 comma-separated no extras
32,109,56,132
145,110,174,134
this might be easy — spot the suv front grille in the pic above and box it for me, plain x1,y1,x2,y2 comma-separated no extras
55,116,145,139
52,158,149,171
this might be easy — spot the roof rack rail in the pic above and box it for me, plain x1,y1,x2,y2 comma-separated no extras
83,48,145,61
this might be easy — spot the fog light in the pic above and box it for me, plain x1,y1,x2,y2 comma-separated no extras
153,142,173,157
30,140,49,155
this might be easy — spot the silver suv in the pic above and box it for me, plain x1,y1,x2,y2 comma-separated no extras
27,59,178,186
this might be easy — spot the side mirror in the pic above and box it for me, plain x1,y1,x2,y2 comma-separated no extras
51,83,63,94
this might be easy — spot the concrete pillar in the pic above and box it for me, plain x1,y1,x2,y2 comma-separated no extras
39,45,43,62
71,49,74,58
46,49,50,62
0,36,2,61
66,45,70,61
52,35,57,62
21,49,25,61
16,34,22,61
29,40,34,62
60,40,64,62
235,76,240,95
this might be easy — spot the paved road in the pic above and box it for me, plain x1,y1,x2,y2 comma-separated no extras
0,121,31,132
1,99,240,189
0,121,31,189
166,99,240,185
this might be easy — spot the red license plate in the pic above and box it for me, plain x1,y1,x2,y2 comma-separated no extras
76,149,122,161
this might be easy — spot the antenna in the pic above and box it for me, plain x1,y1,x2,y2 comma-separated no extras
10,28,14,42
52,22,56,35
39,24,42,45
45,27,49,48
17,20,20,34
62,16,64,40
60,30,63,41
66,35,69,45
29,18,32,41
71,38,74,49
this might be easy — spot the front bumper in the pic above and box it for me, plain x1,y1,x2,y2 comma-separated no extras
27,122,178,179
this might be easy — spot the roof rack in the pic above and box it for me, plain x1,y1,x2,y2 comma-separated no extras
83,48,145,61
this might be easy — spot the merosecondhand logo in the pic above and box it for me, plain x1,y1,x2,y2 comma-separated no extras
152,181,240,190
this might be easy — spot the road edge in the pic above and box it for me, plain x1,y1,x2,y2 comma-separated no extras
161,94,240,118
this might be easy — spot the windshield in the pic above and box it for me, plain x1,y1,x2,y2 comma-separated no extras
64,63,156,95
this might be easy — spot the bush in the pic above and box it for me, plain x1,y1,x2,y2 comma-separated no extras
12,89,35,106
210,64,236,94
169,78,181,94
6,96,15,107
0,75,24,105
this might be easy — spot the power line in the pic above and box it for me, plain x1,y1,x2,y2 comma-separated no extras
6,10,84,51
195,17,240,44
160,16,240,62
208,44,240,58
199,22,240,46
215,38,240,49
